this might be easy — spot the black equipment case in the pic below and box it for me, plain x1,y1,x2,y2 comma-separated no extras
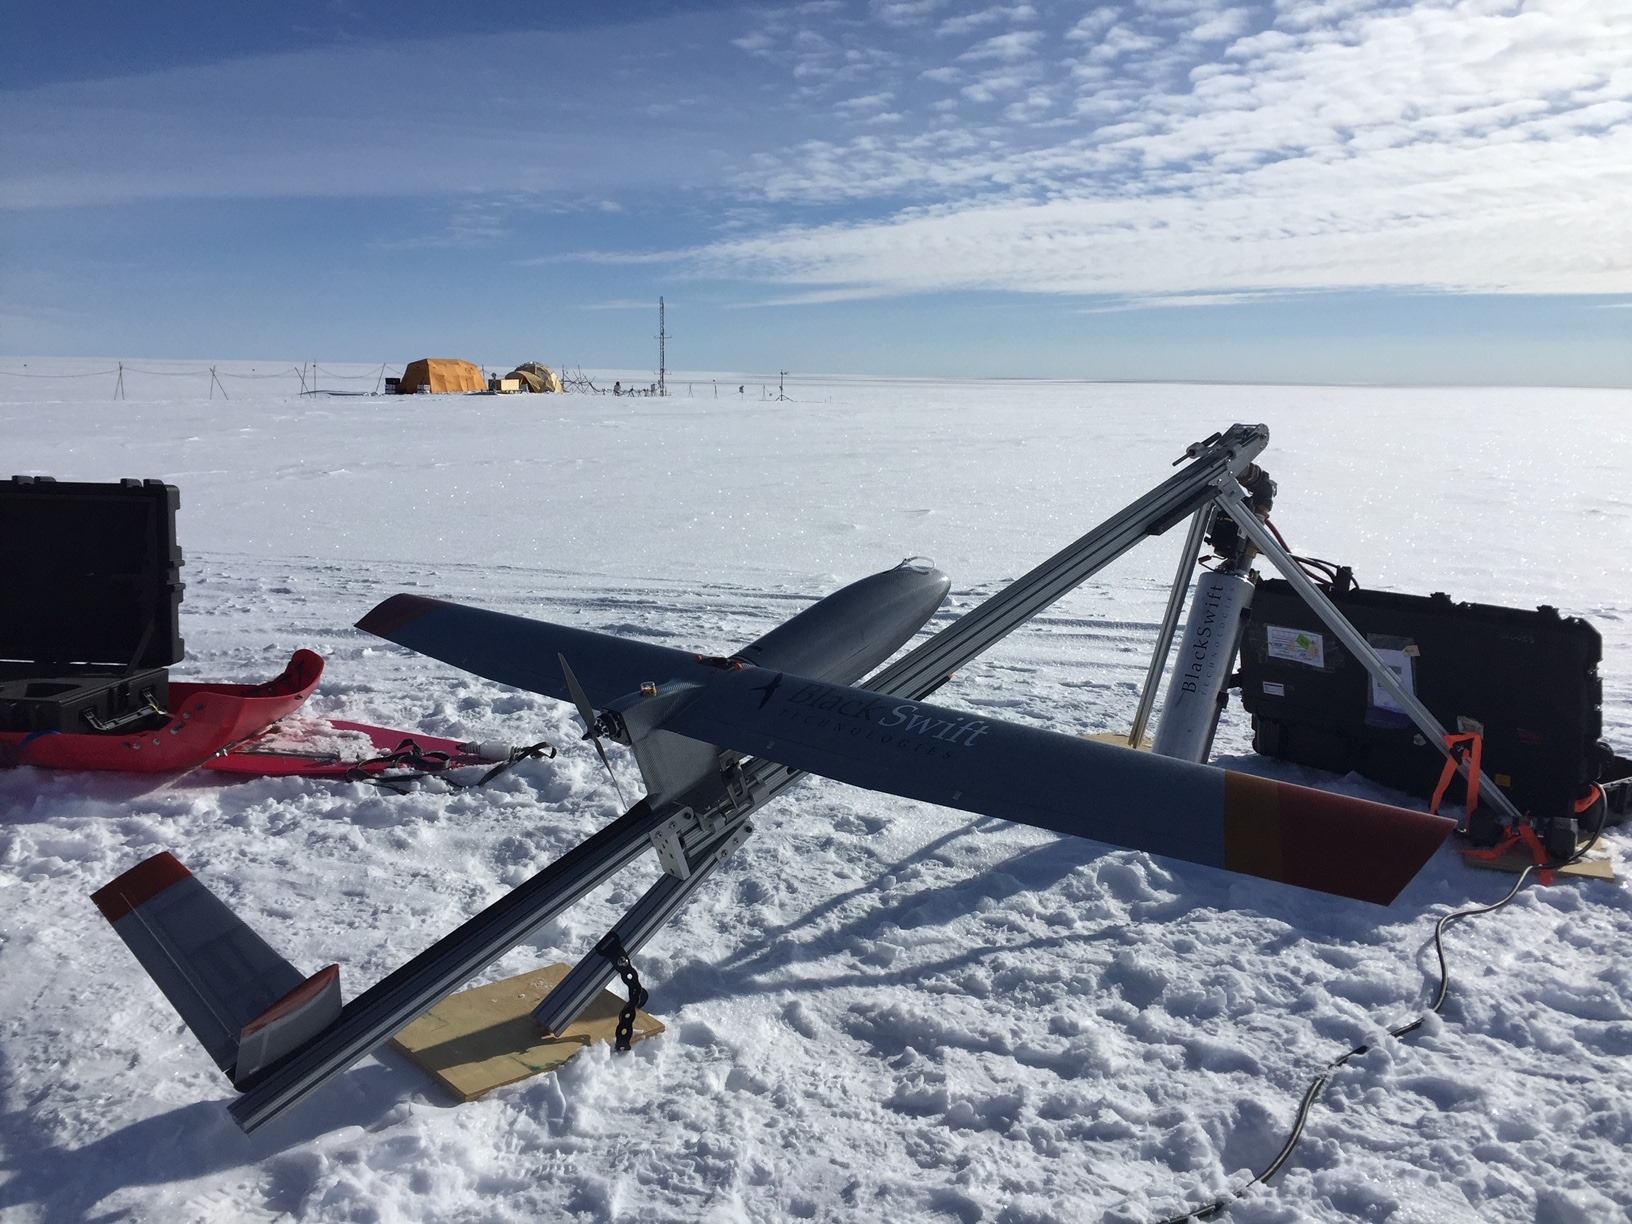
1239,578,1627,826
0,476,184,733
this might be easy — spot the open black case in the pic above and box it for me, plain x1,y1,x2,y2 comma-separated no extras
0,476,184,733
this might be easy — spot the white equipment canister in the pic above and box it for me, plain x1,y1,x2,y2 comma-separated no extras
1152,570,1255,762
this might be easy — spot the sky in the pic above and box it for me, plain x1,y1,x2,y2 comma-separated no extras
2,0,1628,385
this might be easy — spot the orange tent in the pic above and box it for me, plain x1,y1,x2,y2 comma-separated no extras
397,358,485,394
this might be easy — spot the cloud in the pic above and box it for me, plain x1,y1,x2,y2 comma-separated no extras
1190,8,1252,42
834,90,898,114
677,123,1629,298
5,0,1627,308
937,6,1039,38
961,69,1041,103
686,0,1631,298
957,30,1046,62
371,196,534,250
1081,290,1279,311
1066,9,1122,42
873,0,953,27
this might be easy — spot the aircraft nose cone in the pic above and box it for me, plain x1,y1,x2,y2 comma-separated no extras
901,565,952,621
733,563,951,684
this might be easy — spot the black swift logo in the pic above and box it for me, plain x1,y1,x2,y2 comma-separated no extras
781,681,990,746
751,672,783,709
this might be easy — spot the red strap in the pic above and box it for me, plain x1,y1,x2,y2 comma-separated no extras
1459,822,1555,885
1574,783,1604,815
1430,731,1483,816
1513,822,1555,885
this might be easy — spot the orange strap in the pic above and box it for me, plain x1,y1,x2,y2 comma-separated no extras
1574,783,1604,815
1461,822,1554,885
1430,731,1483,816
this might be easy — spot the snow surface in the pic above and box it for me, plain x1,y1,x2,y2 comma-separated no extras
2,361,1630,1224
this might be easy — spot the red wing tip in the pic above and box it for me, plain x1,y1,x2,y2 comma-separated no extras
91,851,191,922
355,593,450,638
1275,782,1457,905
240,964,341,1037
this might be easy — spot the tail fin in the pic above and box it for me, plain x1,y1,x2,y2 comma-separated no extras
92,852,341,1086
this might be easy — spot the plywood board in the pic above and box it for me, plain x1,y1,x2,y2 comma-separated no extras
1085,731,1152,751
392,963,664,1102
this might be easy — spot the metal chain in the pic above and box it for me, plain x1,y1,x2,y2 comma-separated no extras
597,932,649,1051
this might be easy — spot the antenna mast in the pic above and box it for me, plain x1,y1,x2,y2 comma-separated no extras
657,297,667,398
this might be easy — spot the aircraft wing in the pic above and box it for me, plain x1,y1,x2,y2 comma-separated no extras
359,597,1452,904
655,664,1454,906
357,594,698,709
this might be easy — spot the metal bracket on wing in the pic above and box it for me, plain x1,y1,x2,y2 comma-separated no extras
649,803,755,882
723,758,753,814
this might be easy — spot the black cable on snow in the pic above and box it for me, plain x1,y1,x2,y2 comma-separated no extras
1151,867,1537,1223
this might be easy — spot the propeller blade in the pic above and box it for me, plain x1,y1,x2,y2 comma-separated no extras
589,736,628,809
558,653,629,807
558,652,598,730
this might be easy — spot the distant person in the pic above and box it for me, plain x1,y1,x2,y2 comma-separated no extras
613,380,622,396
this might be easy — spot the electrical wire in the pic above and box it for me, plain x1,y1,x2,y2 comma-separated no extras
215,368,305,380
1151,868,1537,1223
1262,517,1353,587
309,365,384,380
0,368,120,378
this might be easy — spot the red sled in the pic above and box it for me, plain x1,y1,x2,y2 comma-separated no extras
0,650,323,773
203,718,505,779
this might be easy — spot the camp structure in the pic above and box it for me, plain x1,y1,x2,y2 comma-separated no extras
396,358,486,394
504,362,562,393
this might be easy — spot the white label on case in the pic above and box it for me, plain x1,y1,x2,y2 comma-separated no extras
1266,626,1324,668
1369,648,1416,713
